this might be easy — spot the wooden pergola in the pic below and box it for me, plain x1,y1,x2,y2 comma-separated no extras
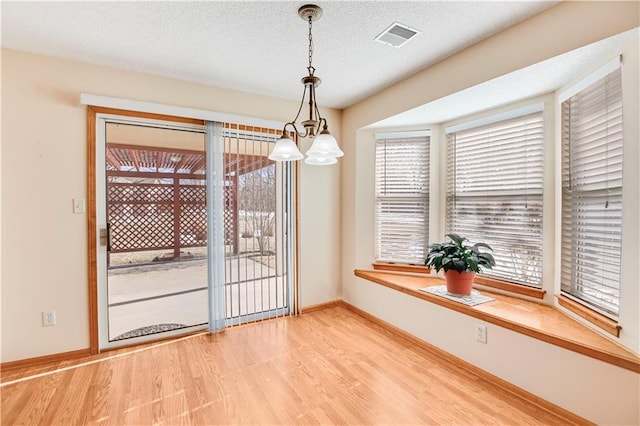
106,143,272,260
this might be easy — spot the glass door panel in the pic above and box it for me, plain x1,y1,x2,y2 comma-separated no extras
103,121,208,343
223,126,291,324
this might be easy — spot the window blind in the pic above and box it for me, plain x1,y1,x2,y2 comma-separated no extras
446,110,544,287
375,135,429,264
561,67,623,318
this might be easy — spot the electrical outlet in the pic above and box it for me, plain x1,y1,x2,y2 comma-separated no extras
475,324,487,343
42,310,56,327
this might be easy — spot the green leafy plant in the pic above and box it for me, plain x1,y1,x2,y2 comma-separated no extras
425,233,496,273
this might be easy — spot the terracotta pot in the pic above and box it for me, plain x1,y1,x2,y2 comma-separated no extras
444,270,476,296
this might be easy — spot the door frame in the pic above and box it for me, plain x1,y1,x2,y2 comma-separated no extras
86,106,300,354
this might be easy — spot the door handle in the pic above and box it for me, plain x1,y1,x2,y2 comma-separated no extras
100,223,112,251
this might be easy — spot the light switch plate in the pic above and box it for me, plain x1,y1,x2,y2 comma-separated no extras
73,198,86,214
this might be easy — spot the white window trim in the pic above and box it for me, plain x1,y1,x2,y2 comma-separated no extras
375,130,431,140
436,96,555,303
559,63,624,318
80,93,284,130
558,56,622,102
445,103,544,134
375,131,431,264
551,49,640,354
442,106,549,291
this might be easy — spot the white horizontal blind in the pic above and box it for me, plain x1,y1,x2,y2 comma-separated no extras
446,111,544,287
375,135,429,264
561,67,623,317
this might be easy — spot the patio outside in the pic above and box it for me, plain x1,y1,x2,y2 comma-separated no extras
104,124,288,342
107,238,285,340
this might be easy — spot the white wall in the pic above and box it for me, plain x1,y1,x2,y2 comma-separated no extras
299,135,342,307
618,34,640,356
352,279,639,425
341,2,639,424
0,48,342,362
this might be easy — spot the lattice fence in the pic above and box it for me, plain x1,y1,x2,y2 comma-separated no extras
108,182,175,252
107,178,238,255
179,185,207,247
224,184,237,247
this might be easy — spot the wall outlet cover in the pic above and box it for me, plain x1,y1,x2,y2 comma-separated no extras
476,324,487,343
43,310,56,327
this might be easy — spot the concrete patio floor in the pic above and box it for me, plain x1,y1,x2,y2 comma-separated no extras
107,256,287,340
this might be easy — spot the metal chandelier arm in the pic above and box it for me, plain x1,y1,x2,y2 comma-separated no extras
290,84,309,130
311,81,325,129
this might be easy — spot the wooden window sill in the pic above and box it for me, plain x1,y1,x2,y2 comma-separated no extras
372,262,430,274
556,294,621,337
473,276,546,299
354,269,640,373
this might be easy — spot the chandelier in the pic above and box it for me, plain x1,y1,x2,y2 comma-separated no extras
268,4,343,166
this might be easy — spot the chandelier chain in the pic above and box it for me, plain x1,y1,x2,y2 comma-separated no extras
308,15,315,73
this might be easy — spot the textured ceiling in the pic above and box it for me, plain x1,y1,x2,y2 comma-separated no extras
1,1,558,109
371,28,638,128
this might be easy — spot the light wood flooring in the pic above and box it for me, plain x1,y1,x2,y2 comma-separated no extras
1,306,584,425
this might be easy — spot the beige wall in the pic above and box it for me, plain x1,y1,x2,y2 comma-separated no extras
1,1,638,422
341,2,639,424
0,48,342,362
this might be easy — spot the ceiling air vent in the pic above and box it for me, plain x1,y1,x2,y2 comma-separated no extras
375,22,420,48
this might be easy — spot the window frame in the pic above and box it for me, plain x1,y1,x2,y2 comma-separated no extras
374,131,431,265
559,59,624,319
445,105,546,290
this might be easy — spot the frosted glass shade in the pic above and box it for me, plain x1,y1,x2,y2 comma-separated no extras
268,134,304,161
304,155,337,166
306,130,344,158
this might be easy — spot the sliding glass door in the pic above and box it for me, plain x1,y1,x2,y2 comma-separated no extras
95,114,294,349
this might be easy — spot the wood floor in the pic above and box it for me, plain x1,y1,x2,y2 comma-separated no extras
1,306,584,425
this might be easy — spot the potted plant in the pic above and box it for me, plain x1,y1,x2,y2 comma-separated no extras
425,233,496,296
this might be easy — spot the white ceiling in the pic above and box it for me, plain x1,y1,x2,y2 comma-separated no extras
1,1,559,110
370,28,638,128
